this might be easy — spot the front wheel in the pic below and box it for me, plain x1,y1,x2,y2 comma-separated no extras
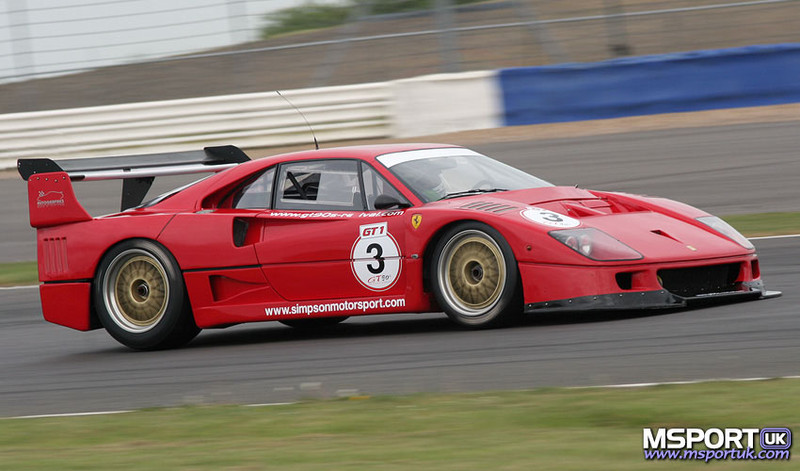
94,239,199,350
431,223,522,327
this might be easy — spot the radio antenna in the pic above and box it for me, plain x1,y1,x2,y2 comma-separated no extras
276,90,319,150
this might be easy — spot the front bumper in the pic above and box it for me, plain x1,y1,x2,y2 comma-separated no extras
519,255,780,314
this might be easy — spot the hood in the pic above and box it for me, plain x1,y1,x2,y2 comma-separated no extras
445,187,750,262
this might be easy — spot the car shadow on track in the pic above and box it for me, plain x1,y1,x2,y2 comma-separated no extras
189,314,455,349
519,307,688,326
185,307,688,350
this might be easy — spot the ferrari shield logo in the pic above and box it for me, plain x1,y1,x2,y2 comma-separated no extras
411,214,422,229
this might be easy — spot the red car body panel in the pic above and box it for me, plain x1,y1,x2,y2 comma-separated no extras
23,144,768,332
36,214,175,283
39,282,93,331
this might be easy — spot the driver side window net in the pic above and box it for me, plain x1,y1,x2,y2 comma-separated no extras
276,160,364,211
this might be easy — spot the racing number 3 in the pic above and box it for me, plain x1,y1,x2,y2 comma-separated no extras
541,211,563,223
351,222,401,291
366,243,385,274
521,207,581,229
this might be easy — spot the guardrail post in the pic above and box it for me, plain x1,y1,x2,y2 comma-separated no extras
311,1,370,87
602,0,633,57
512,0,568,64
434,0,461,74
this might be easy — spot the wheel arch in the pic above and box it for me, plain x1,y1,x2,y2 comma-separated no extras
91,236,199,349
90,237,189,328
424,219,524,326
421,218,522,296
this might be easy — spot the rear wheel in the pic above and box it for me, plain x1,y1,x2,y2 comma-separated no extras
431,223,522,327
94,240,199,350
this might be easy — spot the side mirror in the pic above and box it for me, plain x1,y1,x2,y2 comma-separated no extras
373,194,411,210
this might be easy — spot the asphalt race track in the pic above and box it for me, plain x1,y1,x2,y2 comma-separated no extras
0,237,797,418
0,121,798,417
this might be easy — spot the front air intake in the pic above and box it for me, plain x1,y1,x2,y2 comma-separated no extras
657,263,741,297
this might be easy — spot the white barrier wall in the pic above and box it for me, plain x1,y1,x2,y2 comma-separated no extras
391,71,502,138
0,71,500,170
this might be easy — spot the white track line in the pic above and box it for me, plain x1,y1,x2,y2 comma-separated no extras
0,284,38,290
5,402,296,420
6,410,131,420
750,234,800,240
244,402,296,407
571,375,800,390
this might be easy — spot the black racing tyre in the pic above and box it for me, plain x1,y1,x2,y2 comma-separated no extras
280,317,349,329
431,222,522,327
93,239,199,350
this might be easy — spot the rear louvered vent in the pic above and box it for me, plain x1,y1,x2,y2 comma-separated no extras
42,237,68,277
460,201,518,213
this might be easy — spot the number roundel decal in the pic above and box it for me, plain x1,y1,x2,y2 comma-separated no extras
351,222,402,291
521,207,580,228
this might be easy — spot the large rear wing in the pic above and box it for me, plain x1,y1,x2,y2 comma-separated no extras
18,145,250,227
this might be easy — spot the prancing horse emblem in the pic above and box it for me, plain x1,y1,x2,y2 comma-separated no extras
411,214,422,230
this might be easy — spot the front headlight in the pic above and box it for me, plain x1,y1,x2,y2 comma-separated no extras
696,216,754,250
549,228,643,261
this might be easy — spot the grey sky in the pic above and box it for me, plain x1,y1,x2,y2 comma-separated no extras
0,0,332,82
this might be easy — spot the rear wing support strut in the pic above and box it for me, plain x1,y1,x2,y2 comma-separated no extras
18,145,250,211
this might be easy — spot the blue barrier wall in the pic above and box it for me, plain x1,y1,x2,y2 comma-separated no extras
499,44,800,126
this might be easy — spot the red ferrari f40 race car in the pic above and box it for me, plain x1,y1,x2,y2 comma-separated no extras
18,144,779,349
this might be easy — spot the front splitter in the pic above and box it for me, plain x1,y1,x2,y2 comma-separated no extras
524,288,777,315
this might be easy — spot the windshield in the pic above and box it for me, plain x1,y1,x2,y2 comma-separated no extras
377,148,552,202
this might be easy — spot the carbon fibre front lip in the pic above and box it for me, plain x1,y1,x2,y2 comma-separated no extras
524,290,685,314
524,284,776,314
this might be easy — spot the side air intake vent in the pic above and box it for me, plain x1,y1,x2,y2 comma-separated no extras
42,237,68,276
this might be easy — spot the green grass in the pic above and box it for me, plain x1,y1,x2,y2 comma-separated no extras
1,379,798,470
722,212,800,237
261,3,351,38
0,261,37,286
2,212,797,286
261,0,487,38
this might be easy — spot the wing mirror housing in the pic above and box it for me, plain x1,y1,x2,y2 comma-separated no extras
373,194,411,210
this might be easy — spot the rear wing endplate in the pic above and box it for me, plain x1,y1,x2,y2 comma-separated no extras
18,145,250,211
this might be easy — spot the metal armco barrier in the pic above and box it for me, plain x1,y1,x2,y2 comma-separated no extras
0,82,393,169
499,43,800,126
0,71,501,170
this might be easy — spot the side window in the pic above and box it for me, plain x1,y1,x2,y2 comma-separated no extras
361,162,409,210
232,168,275,209
276,160,364,211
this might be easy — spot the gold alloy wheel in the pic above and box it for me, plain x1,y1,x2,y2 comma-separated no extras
438,230,506,317
103,250,169,333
